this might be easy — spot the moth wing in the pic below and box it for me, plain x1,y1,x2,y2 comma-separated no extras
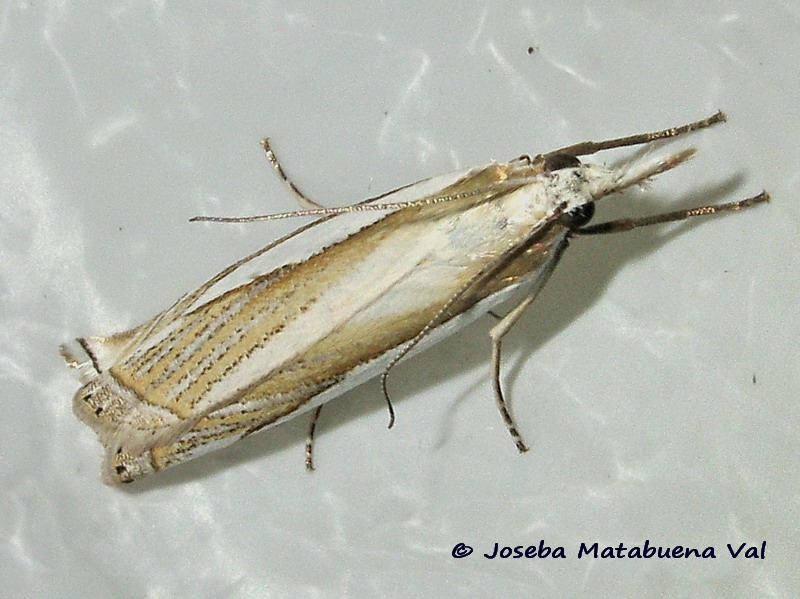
145,226,575,478
111,377,332,481
59,317,165,383
119,164,502,357
80,161,540,483
177,165,506,316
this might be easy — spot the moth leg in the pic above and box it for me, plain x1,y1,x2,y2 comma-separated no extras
304,405,324,471
488,293,543,453
261,137,325,210
575,192,769,236
545,111,726,159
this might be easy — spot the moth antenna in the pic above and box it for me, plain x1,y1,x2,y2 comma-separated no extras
190,182,522,223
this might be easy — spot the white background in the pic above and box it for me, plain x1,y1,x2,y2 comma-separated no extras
1,2,797,597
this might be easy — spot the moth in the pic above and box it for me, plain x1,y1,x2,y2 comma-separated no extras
60,112,768,484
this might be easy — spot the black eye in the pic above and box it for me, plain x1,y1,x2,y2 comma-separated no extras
544,153,581,172
560,202,595,228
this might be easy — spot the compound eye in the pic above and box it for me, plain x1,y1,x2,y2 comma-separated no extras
544,153,581,172
560,202,595,228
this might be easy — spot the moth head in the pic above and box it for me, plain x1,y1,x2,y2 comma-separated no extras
543,147,697,229
559,202,595,229
543,154,594,229
543,153,581,173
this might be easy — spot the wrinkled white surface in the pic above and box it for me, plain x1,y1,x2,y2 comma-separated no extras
1,2,797,597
